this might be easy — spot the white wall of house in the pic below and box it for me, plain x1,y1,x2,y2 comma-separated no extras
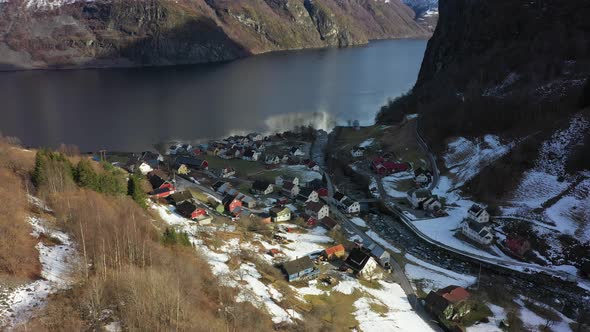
461,223,493,245
346,202,361,214
469,210,490,223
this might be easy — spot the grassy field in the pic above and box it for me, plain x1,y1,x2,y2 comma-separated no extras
380,119,429,169
204,156,266,176
304,289,363,330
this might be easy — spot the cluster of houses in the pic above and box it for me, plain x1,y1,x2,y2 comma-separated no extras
212,181,257,217
169,191,213,226
425,285,473,327
406,188,444,216
459,204,494,246
147,170,176,198
170,134,266,162
280,238,390,282
120,151,164,175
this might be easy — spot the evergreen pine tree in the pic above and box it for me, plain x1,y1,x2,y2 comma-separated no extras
32,150,48,187
128,174,147,209
75,159,98,190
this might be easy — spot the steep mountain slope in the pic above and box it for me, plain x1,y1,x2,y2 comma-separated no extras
0,0,429,70
378,0,590,150
376,0,590,269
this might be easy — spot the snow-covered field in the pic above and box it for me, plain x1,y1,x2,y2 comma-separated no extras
504,114,590,241
351,217,367,227
283,165,322,182
153,201,435,331
404,254,476,293
382,172,414,198
0,215,78,329
443,135,513,187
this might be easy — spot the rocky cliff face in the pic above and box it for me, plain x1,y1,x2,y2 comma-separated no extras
378,0,590,142
0,0,429,70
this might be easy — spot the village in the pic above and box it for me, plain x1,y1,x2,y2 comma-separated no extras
99,122,589,332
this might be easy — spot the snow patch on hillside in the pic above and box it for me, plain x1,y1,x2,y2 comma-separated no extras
404,254,476,293
443,135,513,187
0,216,78,329
23,0,92,10
508,114,589,212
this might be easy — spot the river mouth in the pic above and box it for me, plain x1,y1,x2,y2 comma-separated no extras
0,39,426,152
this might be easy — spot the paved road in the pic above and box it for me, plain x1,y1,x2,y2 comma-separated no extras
415,127,440,191
313,135,441,331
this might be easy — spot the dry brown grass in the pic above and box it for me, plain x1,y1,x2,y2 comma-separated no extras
0,143,41,278
29,187,274,331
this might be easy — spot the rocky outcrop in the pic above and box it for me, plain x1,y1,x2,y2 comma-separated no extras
0,0,430,70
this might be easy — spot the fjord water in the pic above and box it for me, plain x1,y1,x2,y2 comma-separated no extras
0,39,426,151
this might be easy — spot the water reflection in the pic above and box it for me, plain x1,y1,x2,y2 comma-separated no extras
0,39,426,151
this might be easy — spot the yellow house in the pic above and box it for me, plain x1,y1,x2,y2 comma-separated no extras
177,164,190,175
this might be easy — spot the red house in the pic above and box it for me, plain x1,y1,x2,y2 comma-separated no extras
317,188,329,197
223,195,242,215
149,186,175,198
371,157,409,175
506,237,531,257
176,201,207,220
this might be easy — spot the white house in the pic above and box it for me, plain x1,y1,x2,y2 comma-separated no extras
248,133,263,142
252,181,274,195
138,162,153,175
282,182,300,198
298,188,319,203
276,175,299,187
242,150,261,161
305,201,330,220
342,198,361,215
289,146,305,157
422,196,442,212
350,147,364,158
468,204,490,223
265,155,280,165
270,207,291,222
461,220,494,245
407,188,432,209
220,167,236,178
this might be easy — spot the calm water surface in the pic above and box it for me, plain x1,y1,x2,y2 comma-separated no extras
0,39,426,151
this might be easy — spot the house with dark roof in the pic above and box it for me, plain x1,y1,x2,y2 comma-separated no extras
168,191,193,206
461,220,494,245
222,195,242,215
297,188,319,203
148,170,170,190
319,216,339,231
425,286,471,320
407,188,432,209
281,181,300,198
332,192,347,205
251,180,273,195
305,178,324,190
270,207,291,222
176,201,207,220
467,204,490,223
341,197,361,215
242,149,261,161
305,201,329,220
149,187,175,198
211,181,227,192
175,156,208,170
344,248,378,277
281,256,318,282
414,167,432,186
